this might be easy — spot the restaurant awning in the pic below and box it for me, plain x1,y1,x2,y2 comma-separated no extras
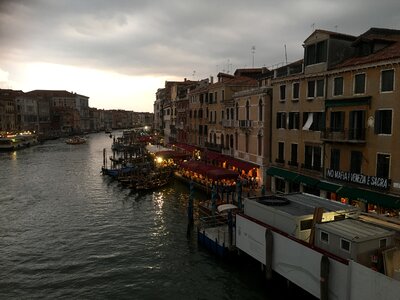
179,160,239,181
154,150,190,159
228,157,258,172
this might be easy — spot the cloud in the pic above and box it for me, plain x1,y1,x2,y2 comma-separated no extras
0,0,399,111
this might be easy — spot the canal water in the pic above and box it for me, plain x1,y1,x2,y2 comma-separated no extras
0,132,311,299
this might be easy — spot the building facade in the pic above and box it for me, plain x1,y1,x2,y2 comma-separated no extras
268,28,400,213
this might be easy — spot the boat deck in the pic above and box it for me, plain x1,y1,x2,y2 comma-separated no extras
200,225,235,248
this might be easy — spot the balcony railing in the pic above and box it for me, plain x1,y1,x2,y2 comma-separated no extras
222,120,235,128
204,142,222,152
301,163,322,172
321,128,366,142
238,120,252,128
222,148,234,156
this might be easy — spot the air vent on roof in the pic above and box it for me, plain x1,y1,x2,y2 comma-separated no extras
257,196,290,206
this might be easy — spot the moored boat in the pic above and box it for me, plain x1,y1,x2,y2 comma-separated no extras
0,132,39,151
65,136,86,145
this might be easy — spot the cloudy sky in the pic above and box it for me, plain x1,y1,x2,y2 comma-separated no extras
0,0,399,112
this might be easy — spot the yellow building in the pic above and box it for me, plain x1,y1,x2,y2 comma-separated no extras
268,28,400,213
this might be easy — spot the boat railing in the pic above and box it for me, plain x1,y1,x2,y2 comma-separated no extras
198,215,233,247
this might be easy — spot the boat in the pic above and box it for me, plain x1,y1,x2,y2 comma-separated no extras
0,132,39,151
197,192,400,299
65,136,86,145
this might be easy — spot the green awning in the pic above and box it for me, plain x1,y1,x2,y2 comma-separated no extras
337,186,400,209
266,167,318,186
325,96,371,108
295,175,319,187
317,181,342,193
266,166,299,182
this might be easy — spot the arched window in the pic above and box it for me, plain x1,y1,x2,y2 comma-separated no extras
245,133,249,153
258,98,263,121
226,109,230,120
230,108,234,121
213,133,217,144
235,132,238,150
221,134,224,147
235,103,239,121
230,134,234,149
257,131,263,156
246,100,250,120
226,134,229,149
194,110,197,118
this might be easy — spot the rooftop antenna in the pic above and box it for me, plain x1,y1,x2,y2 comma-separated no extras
192,70,196,79
251,45,256,68
284,44,288,65
334,25,338,32
311,23,315,31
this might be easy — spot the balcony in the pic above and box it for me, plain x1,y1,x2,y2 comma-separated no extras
222,120,235,128
222,148,234,156
275,158,285,164
238,120,252,129
204,142,222,152
321,128,366,143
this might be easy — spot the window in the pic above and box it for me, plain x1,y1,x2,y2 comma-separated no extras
277,142,284,163
375,110,392,135
381,69,394,92
350,151,362,174
209,93,214,103
316,79,324,97
235,132,238,150
258,134,262,156
258,99,263,121
354,73,366,94
245,133,249,153
330,111,344,132
330,149,340,171
280,85,286,100
292,82,299,100
340,239,351,252
288,112,300,129
349,110,365,140
303,112,325,131
276,112,287,129
334,77,344,96
379,238,387,248
305,41,327,66
320,231,329,244
290,143,298,166
300,219,313,231
307,80,315,98
306,44,316,65
316,41,327,63
246,101,250,120
377,153,390,178
304,145,321,171
235,103,239,120
214,91,218,102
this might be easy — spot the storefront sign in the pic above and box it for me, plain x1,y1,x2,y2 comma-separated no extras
326,169,389,189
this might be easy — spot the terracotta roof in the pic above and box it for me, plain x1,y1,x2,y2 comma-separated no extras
26,90,76,98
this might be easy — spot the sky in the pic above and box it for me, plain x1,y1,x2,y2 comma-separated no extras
0,0,399,112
